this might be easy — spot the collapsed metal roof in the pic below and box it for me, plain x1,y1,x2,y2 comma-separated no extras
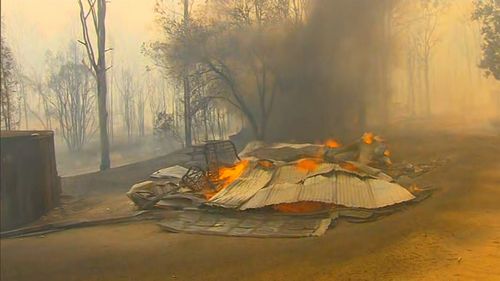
241,172,415,210
206,160,415,210
120,139,434,238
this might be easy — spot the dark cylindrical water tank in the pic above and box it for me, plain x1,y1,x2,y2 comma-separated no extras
1,131,61,231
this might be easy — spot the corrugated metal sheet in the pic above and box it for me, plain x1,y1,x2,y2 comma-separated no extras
240,172,415,210
367,178,416,207
208,163,274,208
158,210,333,237
270,162,337,184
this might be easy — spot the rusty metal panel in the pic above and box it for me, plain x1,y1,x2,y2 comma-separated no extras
1,131,60,231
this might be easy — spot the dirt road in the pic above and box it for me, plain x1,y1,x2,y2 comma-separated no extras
1,129,500,281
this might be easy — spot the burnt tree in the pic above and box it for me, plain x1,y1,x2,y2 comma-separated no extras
47,48,96,152
78,0,111,170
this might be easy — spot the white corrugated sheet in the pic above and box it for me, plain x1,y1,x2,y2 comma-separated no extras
240,172,415,210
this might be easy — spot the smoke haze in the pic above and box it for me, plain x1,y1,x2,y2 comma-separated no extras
267,0,394,141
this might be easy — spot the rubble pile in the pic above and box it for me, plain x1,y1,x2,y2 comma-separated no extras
127,133,437,237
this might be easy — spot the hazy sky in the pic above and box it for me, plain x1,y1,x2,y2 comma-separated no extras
1,0,159,72
1,0,498,119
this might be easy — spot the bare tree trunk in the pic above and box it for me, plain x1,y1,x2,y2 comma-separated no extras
23,94,28,129
37,82,52,129
462,28,473,110
2,76,12,130
407,51,416,116
378,0,392,124
97,1,111,170
183,0,192,147
205,60,260,139
217,110,223,139
137,92,146,137
183,75,192,146
78,0,111,170
109,53,114,144
258,66,267,140
203,108,209,141
423,60,431,116
19,78,29,129
210,108,217,140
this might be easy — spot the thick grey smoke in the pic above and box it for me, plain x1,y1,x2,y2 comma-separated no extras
267,0,394,142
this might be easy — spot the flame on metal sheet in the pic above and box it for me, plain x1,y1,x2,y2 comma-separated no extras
205,160,249,199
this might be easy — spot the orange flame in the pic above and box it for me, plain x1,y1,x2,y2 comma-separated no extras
205,159,249,199
362,132,374,144
325,139,341,148
217,159,249,189
295,158,320,172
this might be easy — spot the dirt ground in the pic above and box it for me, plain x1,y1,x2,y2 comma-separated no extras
1,123,500,281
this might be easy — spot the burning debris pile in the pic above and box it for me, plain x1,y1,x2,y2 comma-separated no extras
127,134,435,237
